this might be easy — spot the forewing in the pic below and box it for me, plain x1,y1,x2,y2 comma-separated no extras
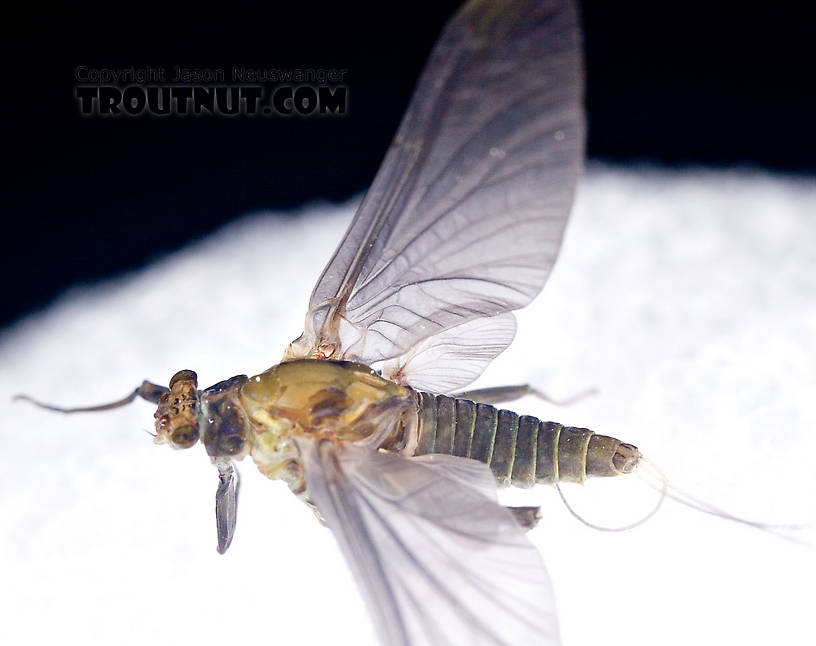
298,438,560,646
288,0,584,372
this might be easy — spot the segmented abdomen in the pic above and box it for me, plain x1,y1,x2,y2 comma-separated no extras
414,392,638,487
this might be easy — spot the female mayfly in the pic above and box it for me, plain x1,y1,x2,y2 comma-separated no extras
20,1,642,644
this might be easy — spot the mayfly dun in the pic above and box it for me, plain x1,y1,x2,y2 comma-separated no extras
18,1,650,644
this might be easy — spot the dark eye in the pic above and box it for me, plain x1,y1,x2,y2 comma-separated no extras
170,424,200,449
170,369,198,389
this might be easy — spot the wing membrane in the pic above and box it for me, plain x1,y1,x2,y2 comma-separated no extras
299,438,560,646
287,0,584,378
379,313,516,393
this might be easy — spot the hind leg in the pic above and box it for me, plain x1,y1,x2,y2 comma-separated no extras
454,384,596,406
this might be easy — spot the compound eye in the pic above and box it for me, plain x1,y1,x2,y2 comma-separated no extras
170,369,198,389
170,424,200,449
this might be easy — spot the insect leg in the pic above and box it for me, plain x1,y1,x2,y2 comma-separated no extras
215,460,240,554
13,380,169,412
505,505,542,531
454,384,596,406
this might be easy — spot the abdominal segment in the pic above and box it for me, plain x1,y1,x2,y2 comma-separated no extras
413,392,640,487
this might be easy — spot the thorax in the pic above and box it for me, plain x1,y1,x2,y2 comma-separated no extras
207,359,415,490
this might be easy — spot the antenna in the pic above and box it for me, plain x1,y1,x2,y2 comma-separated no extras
13,380,169,412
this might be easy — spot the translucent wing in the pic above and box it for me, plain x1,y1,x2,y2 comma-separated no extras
379,313,516,393
298,437,560,646
287,0,584,387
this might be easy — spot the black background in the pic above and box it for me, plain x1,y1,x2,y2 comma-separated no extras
3,2,814,327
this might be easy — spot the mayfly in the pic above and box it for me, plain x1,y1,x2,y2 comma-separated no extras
19,1,642,644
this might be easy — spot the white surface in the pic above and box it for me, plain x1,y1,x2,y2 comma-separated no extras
1,165,814,646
